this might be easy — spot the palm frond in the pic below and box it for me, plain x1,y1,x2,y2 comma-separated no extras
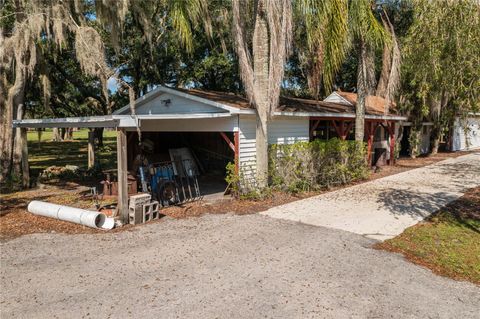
232,0,255,103
296,0,349,94
348,0,387,48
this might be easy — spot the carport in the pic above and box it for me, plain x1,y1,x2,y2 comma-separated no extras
14,87,245,224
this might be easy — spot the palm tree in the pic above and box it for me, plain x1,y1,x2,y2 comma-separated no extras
232,0,293,188
232,0,357,188
298,1,397,142
296,0,350,97
348,0,387,142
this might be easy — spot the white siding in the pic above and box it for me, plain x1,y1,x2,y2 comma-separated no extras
135,92,227,115
238,116,257,184
238,115,309,184
452,117,480,151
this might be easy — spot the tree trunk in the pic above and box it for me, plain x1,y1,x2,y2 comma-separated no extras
21,127,30,188
52,128,62,141
252,0,270,189
37,129,43,143
430,126,441,155
396,121,404,157
355,40,368,142
94,127,104,147
428,94,443,155
13,102,25,180
1,59,26,184
408,125,420,158
13,100,30,188
65,128,73,140
355,40,377,142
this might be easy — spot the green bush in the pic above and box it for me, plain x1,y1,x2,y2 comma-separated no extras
225,161,270,199
269,138,369,193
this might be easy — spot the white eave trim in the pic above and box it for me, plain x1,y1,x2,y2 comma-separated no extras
13,116,119,128
12,113,239,129
135,113,235,120
113,85,252,115
273,111,407,121
402,121,434,126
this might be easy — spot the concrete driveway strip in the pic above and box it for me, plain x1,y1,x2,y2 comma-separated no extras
1,214,479,319
262,152,480,240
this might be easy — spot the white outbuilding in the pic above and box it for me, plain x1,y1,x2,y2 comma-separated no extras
14,86,406,222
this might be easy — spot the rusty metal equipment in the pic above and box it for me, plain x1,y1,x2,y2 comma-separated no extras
148,159,201,206
101,170,137,197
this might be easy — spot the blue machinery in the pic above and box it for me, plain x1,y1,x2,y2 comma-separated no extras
143,159,201,206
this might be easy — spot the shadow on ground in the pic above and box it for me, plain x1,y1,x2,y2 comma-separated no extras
376,188,459,219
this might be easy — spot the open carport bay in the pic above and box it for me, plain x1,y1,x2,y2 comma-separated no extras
127,131,233,200
1,214,479,319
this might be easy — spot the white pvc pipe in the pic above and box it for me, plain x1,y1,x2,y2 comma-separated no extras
28,201,115,230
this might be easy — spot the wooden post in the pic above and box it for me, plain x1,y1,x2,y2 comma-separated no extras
88,130,95,168
332,120,341,138
389,121,396,166
343,121,354,140
234,131,240,175
366,122,374,166
116,128,129,223
309,120,320,140
21,128,30,188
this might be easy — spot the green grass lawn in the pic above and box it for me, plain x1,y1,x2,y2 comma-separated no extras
27,129,117,178
377,187,480,285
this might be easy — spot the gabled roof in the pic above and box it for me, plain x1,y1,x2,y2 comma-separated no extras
172,87,253,110
113,85,252,115
333,91,397,115
113,86,404,120
14,87,406,129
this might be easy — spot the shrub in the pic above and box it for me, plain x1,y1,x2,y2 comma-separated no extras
269,138,369,193
225,161,269,199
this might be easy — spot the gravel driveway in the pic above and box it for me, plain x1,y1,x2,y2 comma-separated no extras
1,214,479,319
263,152,480,240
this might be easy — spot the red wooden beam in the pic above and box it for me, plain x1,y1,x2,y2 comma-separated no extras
234,131,239,174
388,121,396,166
343,121,354,140
340,120,346,139
366,121,374,165
331,120,342,138
219,132,235,152
309,120,321,139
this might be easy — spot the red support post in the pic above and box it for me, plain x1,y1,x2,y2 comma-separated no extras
234,131,240,174
331,120,342,138
344,121,354,140
389,121,396,166
309,120,321,140
366,122,374,166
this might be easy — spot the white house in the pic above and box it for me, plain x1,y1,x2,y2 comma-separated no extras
451,115,480,151
399,114,480,156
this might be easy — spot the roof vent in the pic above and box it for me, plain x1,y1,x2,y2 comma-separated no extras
161,99,171,107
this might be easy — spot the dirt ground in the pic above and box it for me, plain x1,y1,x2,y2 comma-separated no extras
0,150,475,241
2,214,479,319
